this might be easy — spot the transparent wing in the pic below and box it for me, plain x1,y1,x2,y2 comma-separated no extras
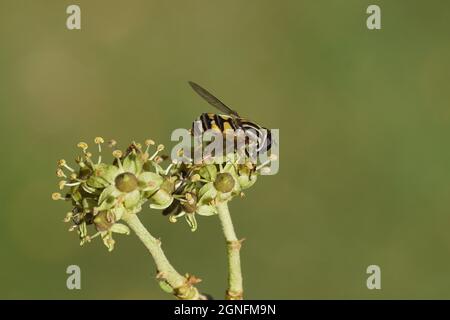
188,81,240,117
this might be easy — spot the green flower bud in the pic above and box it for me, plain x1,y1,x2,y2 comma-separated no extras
115,172,139,193
214,172,235,193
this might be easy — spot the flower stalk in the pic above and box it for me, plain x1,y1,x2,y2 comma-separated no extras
122,212,203,300
216,201,244,300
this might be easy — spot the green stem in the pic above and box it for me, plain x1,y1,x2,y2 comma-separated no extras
122,213,202,300
216,201,244,300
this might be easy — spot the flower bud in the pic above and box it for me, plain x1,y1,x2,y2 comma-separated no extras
214,173,235,193
115,172,139,193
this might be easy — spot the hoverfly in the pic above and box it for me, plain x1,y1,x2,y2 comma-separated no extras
188,81,272,156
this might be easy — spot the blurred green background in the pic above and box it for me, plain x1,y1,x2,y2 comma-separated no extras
0,0,450,299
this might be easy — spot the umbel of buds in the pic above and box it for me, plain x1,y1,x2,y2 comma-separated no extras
53,137,278,246
162,153,278,232
53,137,172,251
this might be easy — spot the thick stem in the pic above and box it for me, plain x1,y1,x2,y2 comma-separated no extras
122,213,202,300
216,201,244,300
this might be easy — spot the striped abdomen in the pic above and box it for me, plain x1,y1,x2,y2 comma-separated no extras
192,113,271,153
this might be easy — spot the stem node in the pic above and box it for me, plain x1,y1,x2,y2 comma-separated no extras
226,290,244,300
216,201,244,300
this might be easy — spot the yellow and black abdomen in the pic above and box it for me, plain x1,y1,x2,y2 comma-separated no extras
192,113,238,135
192,113,272,153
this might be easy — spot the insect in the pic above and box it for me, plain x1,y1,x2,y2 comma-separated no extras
188,81,272,156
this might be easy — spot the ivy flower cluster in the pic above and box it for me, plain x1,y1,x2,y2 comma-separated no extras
162,151,278,232
52,137,174,251
53,137,278,249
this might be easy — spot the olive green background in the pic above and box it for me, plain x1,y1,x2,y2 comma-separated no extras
1,0,450,299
